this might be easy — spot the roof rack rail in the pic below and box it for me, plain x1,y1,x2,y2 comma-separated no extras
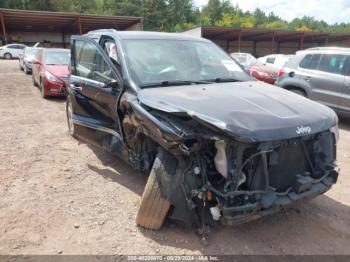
86,29,119,34
304,46,350,51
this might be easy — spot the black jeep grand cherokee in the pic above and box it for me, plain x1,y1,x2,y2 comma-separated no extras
67,30,339,231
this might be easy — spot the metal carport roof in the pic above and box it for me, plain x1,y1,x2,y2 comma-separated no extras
0,8,143,44
184,26,350,54
200,26,350,43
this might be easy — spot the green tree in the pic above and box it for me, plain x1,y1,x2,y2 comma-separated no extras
201,0,222,24
264,20,289,30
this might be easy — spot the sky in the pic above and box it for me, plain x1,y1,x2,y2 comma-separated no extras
194,0,350,24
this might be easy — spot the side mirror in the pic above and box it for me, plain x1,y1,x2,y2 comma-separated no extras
289,71,295,77
32,59,40,65
106,80,120,91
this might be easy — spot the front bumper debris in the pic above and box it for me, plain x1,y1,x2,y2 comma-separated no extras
220,169,338,225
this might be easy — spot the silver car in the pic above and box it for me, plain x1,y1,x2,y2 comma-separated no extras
19,47,41,74
276,47,350,116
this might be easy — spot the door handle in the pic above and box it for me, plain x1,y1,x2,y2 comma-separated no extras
303,76,312,82
70,84,82,91
345,83,350,88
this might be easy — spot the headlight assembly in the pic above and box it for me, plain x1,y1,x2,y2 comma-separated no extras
45,71,61,83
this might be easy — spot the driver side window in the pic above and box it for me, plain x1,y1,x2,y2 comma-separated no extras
74,40,113,84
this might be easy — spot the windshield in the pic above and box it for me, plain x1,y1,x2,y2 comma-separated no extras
44,51,70,65
24,48,40,59
123,39,251,87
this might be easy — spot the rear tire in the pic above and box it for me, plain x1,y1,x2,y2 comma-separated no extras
4,53,12,60
136,149,173,230
66,99,77,138
290,89,306,97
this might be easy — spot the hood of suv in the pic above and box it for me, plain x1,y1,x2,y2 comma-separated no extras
138,81,337,142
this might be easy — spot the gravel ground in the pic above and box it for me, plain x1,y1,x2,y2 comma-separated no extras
0,60,350,255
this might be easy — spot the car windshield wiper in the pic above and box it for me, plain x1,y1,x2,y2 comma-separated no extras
140,80,211,88
204,77,241,83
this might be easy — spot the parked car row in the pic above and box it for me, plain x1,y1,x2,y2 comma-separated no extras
17,45,70,98
231,52,293,85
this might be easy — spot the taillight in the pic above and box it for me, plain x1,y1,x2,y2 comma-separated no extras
278,69,285,77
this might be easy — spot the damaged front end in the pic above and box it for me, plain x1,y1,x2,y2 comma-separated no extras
202,131,338,225
154,123,338,227
122,91,339,229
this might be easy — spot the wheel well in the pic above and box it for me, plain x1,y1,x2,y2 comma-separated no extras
284,85,307,97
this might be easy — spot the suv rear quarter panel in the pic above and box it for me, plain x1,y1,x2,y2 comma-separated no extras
277,54,315,97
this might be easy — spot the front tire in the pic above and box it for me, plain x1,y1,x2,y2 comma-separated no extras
136,149,173,230
40,78,47,98
4,53,12,60
32,74,38,87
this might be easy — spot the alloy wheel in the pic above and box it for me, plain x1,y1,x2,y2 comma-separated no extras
4,53,12,60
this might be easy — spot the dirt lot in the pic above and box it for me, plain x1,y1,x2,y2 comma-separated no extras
0,59,350,255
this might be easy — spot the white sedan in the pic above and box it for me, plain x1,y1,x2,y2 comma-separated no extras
0,43,27,59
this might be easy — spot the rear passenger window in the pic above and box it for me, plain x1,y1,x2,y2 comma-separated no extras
73,40,113,84
318,54,346,75
266,57,275,64
299,54,321,69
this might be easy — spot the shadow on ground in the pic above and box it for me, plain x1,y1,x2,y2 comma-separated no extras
48,96,66,104
339,116,350,131
87,144,147,196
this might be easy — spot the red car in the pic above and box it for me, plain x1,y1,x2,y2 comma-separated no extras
32,48,70,98
249,61,279,85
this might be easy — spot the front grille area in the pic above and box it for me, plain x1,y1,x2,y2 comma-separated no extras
239,131,336,193
268,140,309,191
267,131,335,192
